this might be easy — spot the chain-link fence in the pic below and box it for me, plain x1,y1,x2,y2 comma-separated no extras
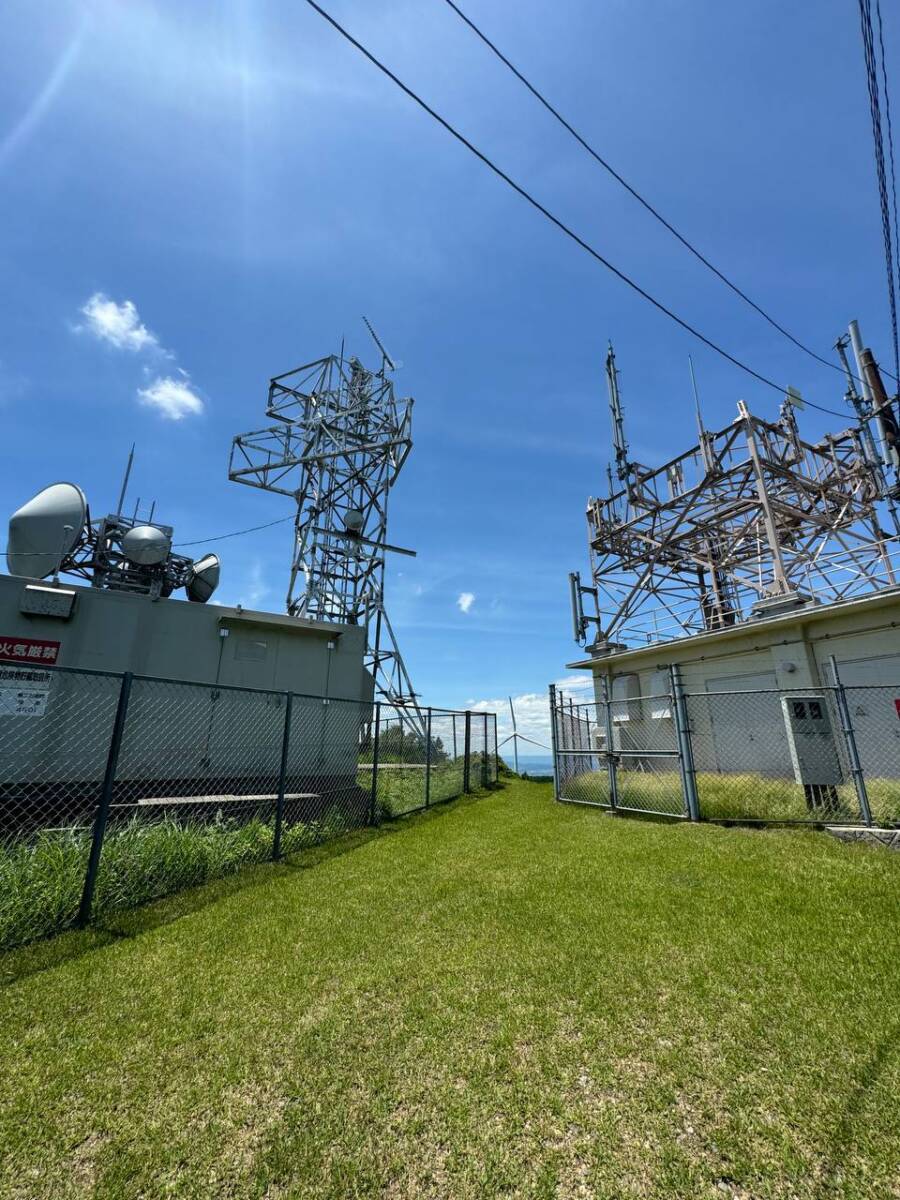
361,708,497,819
0,666,498,951
550,672,900,828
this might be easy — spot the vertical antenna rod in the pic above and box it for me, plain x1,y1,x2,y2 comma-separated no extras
605,343,629,483
115,444,135,517
688,355,704,437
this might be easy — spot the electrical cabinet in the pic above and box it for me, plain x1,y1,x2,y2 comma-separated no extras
780,694,843,787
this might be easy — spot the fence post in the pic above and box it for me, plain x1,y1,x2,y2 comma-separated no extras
548,683,560,799
78,671,133,927
494,713,500,783
425,706,432,808
601,676,619,811
273,692,293,860
369,702,382,826
463,710,472,793
481,714,489,788
828,655,873,827
670,664,700,821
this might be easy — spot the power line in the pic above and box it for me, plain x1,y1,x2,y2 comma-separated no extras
441,0,855,383
859,0,900,383
2,513,296,560
300,0,853,419
875,0,900,370
174,514,295,547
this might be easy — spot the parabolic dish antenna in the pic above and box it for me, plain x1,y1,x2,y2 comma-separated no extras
7,482,87,580
186,553,220,603
122,524,171,566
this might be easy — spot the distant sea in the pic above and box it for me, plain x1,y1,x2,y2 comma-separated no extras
505,755,554,777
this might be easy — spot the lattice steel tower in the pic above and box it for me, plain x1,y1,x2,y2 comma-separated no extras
228,325,419,713
570,328,900,653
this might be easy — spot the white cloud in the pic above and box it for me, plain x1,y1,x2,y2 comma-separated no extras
469,692,553,752
457,591,475,614
552,675,595,700
75,292,207,422
137,374,204,420
78,292,161,353
467,676,595,761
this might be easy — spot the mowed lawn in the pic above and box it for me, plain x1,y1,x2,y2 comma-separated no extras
1,782,899,1199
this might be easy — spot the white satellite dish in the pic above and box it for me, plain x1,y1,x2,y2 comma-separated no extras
185,553,220,603
7,482,87,580
121,524,171,566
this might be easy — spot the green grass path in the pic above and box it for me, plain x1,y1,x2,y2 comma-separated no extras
1,781,899,1199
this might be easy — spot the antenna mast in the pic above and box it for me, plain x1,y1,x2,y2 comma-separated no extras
228,325,421,725
606,343,629,484
570,338,900,653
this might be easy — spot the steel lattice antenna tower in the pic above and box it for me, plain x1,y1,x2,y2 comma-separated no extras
570,333,900,653
228,323,421,719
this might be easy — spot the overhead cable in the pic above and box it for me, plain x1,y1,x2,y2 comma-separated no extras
300,0,854,418
441,0,860,383
2,514,296,560
859,0,900,383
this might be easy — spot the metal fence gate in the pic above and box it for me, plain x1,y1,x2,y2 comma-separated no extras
549,667,900,828
551,673,690,819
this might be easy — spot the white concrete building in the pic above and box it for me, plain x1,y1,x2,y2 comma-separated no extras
567,589,900,781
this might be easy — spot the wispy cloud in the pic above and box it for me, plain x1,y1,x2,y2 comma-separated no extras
553,675,595,700
75,292,205,419
457,591,475,614
77,292,161,353
244,559,269,609
137,373,204,421
468,676,594,757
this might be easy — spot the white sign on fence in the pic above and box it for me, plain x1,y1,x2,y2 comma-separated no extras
0,666,53,717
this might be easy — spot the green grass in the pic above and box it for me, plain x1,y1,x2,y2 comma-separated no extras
562,768,900,824
358,756,487,817
1,780,898,1199
0,810,354,953
1,761,485,953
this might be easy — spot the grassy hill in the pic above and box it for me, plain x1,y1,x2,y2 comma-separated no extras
1,780,898,1198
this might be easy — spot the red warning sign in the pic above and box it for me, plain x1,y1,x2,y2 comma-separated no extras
0,636,60,666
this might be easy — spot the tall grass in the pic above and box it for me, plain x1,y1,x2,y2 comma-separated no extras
1,758,486,954
0,830,90,950
0,808,355,953
561,768,900,824
358,755,485,819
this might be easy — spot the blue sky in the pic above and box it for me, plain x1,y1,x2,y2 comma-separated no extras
1,0,897,743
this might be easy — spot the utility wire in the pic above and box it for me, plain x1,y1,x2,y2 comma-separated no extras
174,514,295,547
300,0,854,419
875,0,900,368
2,514,296,560
441,0,856,384
859,0,900,384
